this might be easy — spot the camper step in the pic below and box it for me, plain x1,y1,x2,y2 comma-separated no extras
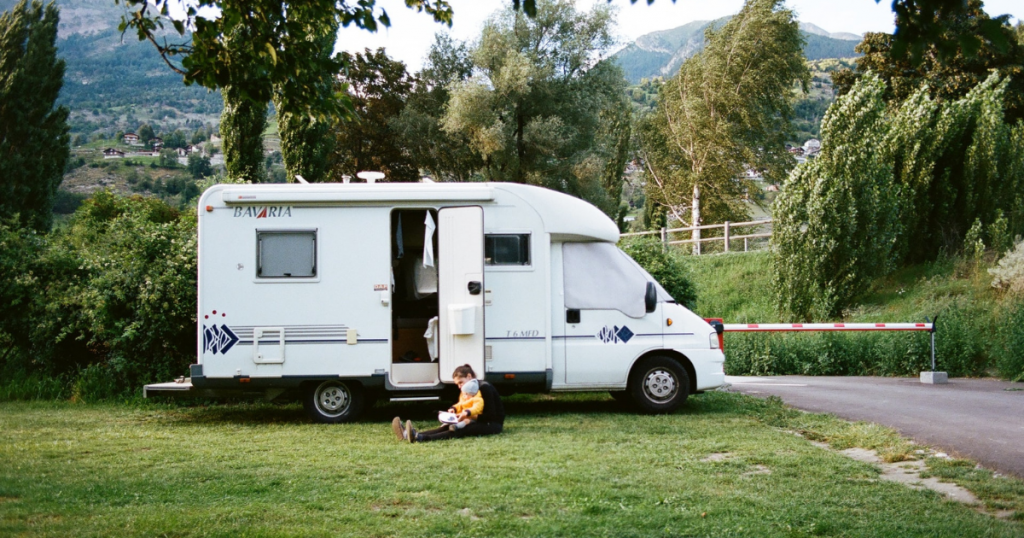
389,396,441,402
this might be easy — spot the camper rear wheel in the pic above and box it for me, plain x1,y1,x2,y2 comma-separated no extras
628,356,689,414
304,380,364,423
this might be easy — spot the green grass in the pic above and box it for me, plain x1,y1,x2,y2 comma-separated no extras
2,392,1021,537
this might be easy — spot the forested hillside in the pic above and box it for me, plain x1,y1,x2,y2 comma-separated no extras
0,0,223,139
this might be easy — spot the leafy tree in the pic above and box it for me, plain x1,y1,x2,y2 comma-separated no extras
834,1,1024,123
331,48,418,182
187,152,213,179
887,74,1024,261
220,85,267,182
442,0,629,215
0,0,70,231
137,123,155,142
772,74,899,320
638,0,808,245
394,33,481,182
158,149,178,168
273,5,338,183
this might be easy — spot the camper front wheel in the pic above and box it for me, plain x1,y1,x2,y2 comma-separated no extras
304,380,364,423
628,356,690,414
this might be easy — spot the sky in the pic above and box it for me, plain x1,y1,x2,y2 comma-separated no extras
334,0,1024,72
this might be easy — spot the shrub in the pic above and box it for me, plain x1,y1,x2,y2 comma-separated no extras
1,191,198,401
996,300,1024,382
619,238,697,309
989,238,1024,296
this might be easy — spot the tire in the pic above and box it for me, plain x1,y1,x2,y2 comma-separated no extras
303,380,364,423
628,356,690,414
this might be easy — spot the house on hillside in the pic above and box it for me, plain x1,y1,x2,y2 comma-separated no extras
803,139,821,155
103,148,125,159
151,138,164,150
177,144,201,157
123,132,141,146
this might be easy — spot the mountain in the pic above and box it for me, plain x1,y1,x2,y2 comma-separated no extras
613,19,863,84
0,0,222,137
798,22,862,42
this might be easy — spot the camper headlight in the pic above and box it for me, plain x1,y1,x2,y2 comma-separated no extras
709,332,720,349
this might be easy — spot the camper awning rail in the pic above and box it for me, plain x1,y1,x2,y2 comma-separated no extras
220,185,495,205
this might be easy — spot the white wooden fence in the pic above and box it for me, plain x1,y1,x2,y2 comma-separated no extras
620,219,773,254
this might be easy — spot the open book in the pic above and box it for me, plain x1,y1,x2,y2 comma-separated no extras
438,411,461,424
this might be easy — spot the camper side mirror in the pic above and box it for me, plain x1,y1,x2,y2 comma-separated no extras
645,282,657,314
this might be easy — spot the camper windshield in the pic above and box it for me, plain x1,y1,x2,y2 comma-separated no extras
563,242,671,318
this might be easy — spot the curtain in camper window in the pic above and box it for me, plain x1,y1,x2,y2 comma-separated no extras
563,242,651,318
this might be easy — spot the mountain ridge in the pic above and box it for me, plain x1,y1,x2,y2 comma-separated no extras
613,18,863,84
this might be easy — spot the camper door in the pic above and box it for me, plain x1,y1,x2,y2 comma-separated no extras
438,206,485,382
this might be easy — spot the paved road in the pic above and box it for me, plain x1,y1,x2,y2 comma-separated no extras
726,376,1024,478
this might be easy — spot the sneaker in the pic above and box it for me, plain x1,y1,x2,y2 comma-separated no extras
405,420,417,443
391,417,405,441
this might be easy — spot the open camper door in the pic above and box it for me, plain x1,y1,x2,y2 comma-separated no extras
438,207,485,382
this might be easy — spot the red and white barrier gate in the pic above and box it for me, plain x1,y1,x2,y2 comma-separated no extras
717,320,939,372
723,322,932,333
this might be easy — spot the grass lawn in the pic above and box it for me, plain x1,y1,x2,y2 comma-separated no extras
1,392,1020,537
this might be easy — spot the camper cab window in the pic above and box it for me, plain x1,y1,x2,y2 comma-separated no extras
563,242,665,318
257,230,317,278
485,234,530,266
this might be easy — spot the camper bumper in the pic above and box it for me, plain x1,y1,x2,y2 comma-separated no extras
687,349,726,391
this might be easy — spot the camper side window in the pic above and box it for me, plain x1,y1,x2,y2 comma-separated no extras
485,234,530,266
257,230,317,278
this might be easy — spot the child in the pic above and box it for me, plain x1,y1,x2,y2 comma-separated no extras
449,378,484,430
392,364,505,443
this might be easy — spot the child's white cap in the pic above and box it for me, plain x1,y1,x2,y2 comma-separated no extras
461,378,480,396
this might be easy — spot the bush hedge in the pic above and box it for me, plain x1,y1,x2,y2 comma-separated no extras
0,191,196,401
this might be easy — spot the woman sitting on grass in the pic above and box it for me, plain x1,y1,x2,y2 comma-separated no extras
391,364,505,443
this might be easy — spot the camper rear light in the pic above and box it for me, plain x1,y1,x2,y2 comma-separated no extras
709,333,720,349
205,205,213,212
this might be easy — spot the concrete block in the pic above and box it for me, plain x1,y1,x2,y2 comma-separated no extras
920,371,948,384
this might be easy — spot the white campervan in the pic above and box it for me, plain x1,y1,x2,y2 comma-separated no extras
148,182,726,422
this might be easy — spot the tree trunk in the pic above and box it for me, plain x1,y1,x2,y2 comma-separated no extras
692,182,701,255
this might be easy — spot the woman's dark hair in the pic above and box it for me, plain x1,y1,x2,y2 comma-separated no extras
453,364,476,379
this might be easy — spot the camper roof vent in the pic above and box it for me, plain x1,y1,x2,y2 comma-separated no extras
356,171,385,184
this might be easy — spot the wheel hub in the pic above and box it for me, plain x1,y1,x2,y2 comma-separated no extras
317,384,350,414
643,369,677,402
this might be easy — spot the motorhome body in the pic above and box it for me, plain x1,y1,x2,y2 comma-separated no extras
169,182,725,422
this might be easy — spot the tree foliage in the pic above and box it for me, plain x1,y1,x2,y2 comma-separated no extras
774,70,1024,320
638,0,809,232
772,74,899,320
834,1,1024,123
331,48,418,182
393,34,481,182
116,0,453,121
273,5,339,183
0,0,69,231
442,0,629,216
886,73,1024,262
220,85,267,182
